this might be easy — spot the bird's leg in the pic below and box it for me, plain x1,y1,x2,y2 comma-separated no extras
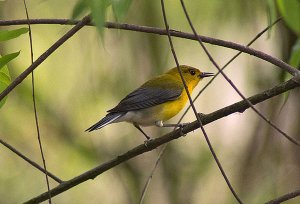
155,121,189,128
133,123,151,140
155,121,189,136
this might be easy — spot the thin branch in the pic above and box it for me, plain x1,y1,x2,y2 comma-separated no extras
0,15,91,101
180,0,300,147
161,0,242,203
160,0,201,126
0,138,63,183
265,189,300,204
161,1,243,202
0,19,298,76
140,17,282,203
138,144,167,204
23,70,300,204
162,0,242,202
22,1,51,202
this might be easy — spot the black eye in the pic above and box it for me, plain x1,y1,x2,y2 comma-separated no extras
189,69,196,75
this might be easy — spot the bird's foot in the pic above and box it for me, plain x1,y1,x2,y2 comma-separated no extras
177,122,190,128
177,123,189,136
144,138,154,147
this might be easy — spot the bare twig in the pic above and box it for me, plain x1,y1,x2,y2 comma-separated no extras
140,17,283,203
22,1,52,202
160,0,200,121
23,76,300,204
0,15,91,101
138,145,167,204
0,138,62,183
265,189,300,204
161,0,243,203
180,0,299,146
161,0,242,203
0,19,298,76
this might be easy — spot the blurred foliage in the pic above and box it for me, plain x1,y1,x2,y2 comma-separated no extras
289,39,300,68
72,0,133,36
0,27,28,42
0,0,299,204
267,0,300,106
277,0,300,36
276,0,300,69
0,27,28,109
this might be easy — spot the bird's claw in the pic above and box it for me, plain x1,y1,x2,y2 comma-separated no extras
179,128,187,136
198,113,206,119
144,138,153,147
178,123,189,136
178,122,189,128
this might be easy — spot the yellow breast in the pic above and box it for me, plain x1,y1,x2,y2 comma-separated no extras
156,86,191,121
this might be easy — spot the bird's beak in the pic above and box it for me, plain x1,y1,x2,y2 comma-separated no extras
198,72,214,78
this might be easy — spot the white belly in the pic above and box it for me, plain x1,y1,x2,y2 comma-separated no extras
113,108,161,126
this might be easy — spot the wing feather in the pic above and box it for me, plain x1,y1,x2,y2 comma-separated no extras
108,77,182,113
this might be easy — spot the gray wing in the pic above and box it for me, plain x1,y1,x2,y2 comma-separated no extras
108,86,182,113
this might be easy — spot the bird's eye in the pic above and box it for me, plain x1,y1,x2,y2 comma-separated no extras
189,69,196,75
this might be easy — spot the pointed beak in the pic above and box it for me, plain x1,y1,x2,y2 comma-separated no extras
198,72,214,78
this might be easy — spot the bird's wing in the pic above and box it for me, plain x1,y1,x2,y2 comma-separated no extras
108,79,183,113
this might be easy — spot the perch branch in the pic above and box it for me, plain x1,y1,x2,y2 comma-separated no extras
24,75,300,204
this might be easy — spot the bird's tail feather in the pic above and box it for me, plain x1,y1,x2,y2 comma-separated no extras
85,113,125,132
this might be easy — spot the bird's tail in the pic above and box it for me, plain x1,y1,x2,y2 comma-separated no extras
85,113,125,132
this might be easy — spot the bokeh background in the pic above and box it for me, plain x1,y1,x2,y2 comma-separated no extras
0,0,299,203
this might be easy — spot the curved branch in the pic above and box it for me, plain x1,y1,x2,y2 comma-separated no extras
24,76,300,204
0,18,298,76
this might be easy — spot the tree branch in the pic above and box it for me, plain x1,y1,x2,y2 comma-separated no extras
0,19,298,76
24,75,300,204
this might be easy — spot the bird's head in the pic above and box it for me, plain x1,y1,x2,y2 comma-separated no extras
167,65,214,89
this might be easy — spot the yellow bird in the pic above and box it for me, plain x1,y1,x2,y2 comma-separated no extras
86,65,213,139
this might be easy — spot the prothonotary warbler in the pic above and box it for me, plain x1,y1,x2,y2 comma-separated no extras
86,65,213,139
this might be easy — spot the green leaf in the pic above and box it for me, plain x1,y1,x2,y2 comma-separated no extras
279,38,300,111
112,0,132,21
0,61,11,109
266,0,277,38
288,38,300,68
90,0,111,36
0,72,10,84
72,0,89,19
0,28,29,42
0,51,20,70
277,0,300,35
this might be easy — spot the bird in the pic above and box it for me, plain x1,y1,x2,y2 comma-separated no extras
86,65,214,140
